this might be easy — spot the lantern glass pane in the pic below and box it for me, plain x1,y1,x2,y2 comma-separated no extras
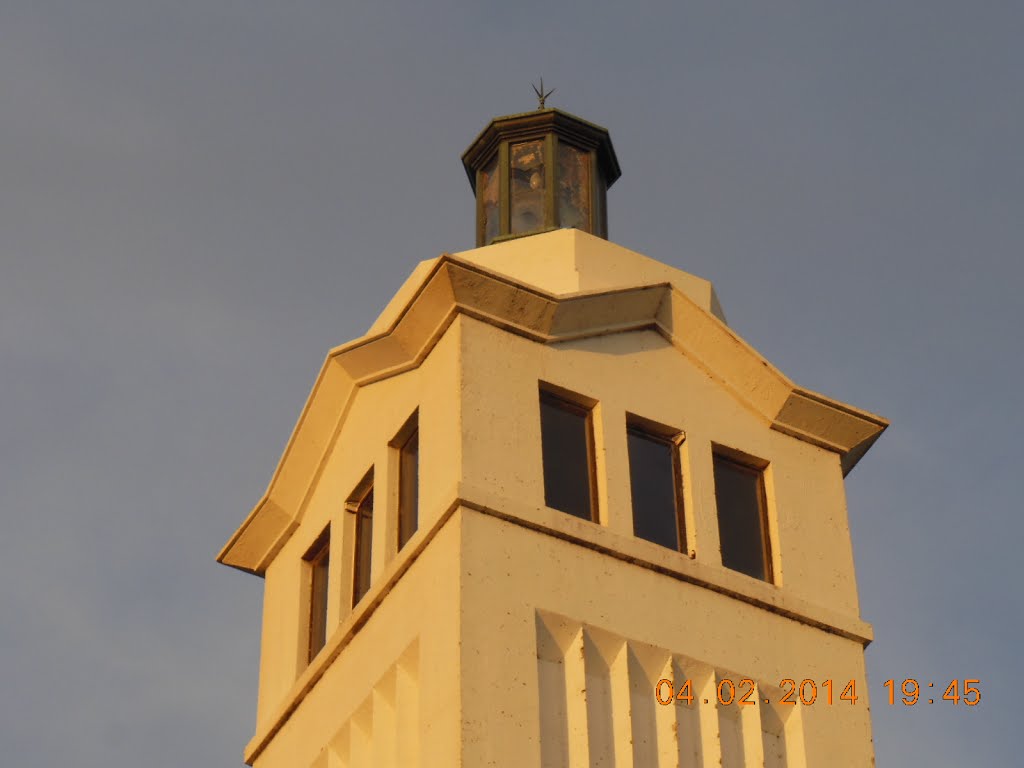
558,142,591,231
510,140,546,234
480,153,500,245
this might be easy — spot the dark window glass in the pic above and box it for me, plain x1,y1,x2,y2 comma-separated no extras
713,454,771,581
628,427,683,550
304,530,330,663
398,427,419,550
352,487,374,606
510,140,546,234
540,391,595,520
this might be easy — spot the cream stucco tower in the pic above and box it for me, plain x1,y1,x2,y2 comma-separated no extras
218,107,887,768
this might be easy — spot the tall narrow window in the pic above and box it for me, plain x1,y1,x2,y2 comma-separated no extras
712,452,772,581
303,527,330,663
539,388,596,521
393,413,420,551
627,421,685,551
348,475,374,607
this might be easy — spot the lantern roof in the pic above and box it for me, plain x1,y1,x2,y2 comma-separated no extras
461,107,621,192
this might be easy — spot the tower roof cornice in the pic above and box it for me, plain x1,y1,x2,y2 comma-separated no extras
461,107,621,190
217,232,887,577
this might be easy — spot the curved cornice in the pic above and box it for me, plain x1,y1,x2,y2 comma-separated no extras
218,255,887,574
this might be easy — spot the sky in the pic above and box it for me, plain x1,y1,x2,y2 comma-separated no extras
1,2,1020,766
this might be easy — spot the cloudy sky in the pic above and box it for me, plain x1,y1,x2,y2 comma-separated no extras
1,2,1019,766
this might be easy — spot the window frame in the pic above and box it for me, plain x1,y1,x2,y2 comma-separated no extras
302,526,331,664
345,469,375,608
625,415,686,552
711,448,773,583
538,385,599,522
390,411,420,552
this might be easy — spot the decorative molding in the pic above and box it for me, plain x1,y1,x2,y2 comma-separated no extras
218,255,887,574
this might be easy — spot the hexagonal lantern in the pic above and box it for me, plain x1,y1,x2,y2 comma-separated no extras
462,108,621,247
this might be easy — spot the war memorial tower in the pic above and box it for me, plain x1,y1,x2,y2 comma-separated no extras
218,102,887,767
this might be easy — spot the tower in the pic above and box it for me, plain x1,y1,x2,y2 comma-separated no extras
218,105,887,767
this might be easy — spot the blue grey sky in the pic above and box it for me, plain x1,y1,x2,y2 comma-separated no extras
1,2,1019,765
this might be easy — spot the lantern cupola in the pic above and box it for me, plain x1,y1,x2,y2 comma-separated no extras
462,106,621,246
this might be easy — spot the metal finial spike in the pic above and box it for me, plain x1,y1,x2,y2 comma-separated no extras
532,78,555,110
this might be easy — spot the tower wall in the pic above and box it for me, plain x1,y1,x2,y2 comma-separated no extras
459,509,874,767
458,315,864,617
256,517,462,768
223,233,884,767
249,321,464,759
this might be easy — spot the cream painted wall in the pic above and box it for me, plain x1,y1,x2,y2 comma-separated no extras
459,510,873,767
258,517,462,768
253,320,463,730
457,315,863,617
234,234,878,766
